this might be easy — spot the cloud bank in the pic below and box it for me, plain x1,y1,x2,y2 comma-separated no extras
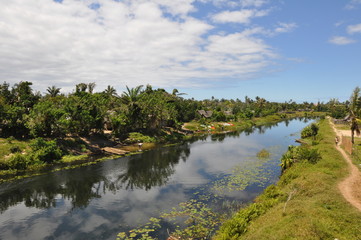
0,0,289,92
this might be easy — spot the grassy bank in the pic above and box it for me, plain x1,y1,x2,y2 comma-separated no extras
215,118,361,239
184,111,325,133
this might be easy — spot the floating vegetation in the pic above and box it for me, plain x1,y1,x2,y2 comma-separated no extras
161,199,225,239
212,160,273,194
257,149,270,159
117,217,161,240
117,146,283,240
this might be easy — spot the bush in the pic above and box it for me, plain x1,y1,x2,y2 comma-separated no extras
7,153,29,170
301,123,319,139
125,132,156,143
281,145,321,171
30,138,63,163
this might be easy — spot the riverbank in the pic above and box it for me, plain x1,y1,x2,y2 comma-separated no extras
214,118,361,239
0,111,325,183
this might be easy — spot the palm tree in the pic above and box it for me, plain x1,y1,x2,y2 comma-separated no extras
121,85,143,106
46,86,61,97
88,82,96,94
103,85,118,97
349,87,361,144
121,85,143,129
172,88,186,97
75,83,87,93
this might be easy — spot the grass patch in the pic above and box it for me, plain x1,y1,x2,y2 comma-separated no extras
215,118,361,240
61,154,89,163
0,138,30,159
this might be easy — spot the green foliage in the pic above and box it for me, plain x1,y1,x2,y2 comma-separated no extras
215,185,283,239
301,123,319,139
6,153,29,170
281,145,321,171
26,98,67,137
9,146,21,153
212,110,227,122
126,132,156,143
29,138,63,163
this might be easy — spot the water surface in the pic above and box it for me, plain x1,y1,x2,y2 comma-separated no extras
0,118,313,239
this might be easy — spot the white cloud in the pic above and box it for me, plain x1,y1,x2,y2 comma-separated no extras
345,0,361,9
157,0,196,15
202,0,268,8
274,22,297,33
211,9,270,24
347,23,361,34
334,21,344,27
239,0,268,8
0,0,279,93
329,36,356,45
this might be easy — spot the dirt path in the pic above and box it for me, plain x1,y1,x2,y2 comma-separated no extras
329,119,361,211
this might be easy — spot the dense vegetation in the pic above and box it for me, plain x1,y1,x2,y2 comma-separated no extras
0,81,343,140
0,81,342,176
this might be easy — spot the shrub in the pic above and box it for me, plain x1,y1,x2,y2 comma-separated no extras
301,123,319,139
30,138,63,163
281,145,321,171
125,132,156,143
7,153,29,170
298,147,321,164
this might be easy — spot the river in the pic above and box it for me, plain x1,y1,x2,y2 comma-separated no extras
0,118,314,240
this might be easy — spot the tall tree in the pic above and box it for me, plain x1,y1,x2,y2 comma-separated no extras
75,83,88,93
121,85,144,130
88,82,96,94
349,87,360,143
46,86,61,97
103,85,118,97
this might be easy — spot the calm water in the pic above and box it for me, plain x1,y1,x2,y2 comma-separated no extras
0,118,313,240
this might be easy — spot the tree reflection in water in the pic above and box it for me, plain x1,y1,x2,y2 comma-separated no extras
0,143,191,213
117,143,190,190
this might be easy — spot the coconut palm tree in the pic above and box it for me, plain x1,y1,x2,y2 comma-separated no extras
349,87,361,144
121,85,143,129
172,88,186,97
75,83,87,93
121,85,143,106
103,85,118,97
88,82,96,94
46,86,61,97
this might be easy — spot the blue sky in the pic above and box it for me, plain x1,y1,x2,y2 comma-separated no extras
0,0,361,102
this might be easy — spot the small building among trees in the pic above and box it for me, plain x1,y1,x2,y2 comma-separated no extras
197,110,213,118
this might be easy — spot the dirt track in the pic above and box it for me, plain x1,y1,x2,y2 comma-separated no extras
330,119,361,211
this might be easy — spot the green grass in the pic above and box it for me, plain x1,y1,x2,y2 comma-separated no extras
61,154,89,163
0,138,30,160
215,118,361,240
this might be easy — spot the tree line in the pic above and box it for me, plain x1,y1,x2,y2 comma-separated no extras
0,81,342,140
